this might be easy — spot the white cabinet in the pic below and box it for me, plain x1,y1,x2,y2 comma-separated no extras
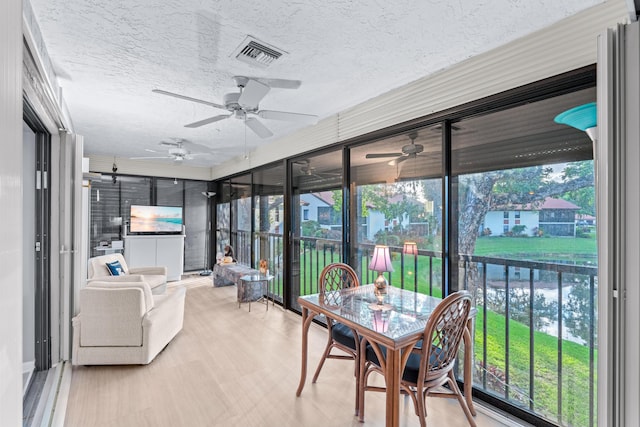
124,234,184,281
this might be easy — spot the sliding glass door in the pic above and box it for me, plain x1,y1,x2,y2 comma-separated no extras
252,163,285,304
289,150,343,310
451,87,597,426
349,127,443,294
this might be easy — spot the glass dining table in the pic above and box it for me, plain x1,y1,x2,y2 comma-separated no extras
296,284,476,427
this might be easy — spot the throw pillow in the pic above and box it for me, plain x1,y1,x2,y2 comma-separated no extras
106,260,125,276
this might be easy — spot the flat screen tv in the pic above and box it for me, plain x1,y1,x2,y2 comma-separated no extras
129,205,183,234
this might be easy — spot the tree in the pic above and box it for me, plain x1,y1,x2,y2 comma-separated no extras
458,164,594,256
560,161,595,215
563,278,596,344
457,163,595,312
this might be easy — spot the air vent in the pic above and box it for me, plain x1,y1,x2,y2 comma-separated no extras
232,36,285,68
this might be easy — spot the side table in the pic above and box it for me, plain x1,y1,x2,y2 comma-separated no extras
238,274,274,312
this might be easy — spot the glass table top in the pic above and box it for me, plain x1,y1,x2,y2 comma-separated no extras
299,284,442,341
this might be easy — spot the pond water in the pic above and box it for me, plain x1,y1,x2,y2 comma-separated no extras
484,285,587,345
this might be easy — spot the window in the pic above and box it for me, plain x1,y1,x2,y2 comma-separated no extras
303,208,309,220
452,86,597,427
317,206,335,225
349,126,442,294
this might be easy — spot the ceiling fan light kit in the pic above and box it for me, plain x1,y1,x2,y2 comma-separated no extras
130,139,214,163
153,76,318,139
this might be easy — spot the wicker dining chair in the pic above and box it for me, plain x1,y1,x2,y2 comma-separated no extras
358,291,475,427
312,263,361,385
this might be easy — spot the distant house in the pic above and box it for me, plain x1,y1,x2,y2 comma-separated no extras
300,192,341,230
300,192,426,241
575,213,596,226
482,197,581,237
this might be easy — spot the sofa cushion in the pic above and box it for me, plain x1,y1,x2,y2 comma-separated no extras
106,260,126,276
88,253,130,279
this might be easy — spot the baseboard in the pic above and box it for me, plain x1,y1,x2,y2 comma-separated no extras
50,361,72,427
31,361,71,427
474,400,533,427
23,360,35,396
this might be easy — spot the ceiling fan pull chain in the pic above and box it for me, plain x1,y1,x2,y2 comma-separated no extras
243,116,248,159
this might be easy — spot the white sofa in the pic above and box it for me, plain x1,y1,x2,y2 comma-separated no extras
72,280,186,365
88,253,168,295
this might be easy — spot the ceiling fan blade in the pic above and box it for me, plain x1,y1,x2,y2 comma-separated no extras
257,110,318,124
365,153,403,159
187,152,214,157
182,141,216,152
238,79,270,109
239,76,301,89
388,155,410,166
130,156,171,160
245,117,273,138
152,89,226,110
184,114,232,128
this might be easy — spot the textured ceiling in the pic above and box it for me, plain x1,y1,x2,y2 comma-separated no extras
29,0,603,167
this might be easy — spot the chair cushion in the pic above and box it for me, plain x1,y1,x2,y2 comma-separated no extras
365,343,443,384
331,322,357,350
88,253,130,279
106,260,126,276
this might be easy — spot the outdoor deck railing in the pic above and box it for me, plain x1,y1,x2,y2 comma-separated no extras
458,254,597,427
233,232,597,427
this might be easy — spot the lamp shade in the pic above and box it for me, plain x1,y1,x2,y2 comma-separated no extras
368,245,394,272
554,102,596,131
403,241,418,255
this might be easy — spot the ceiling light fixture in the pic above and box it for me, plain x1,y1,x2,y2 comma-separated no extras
554,102,597,142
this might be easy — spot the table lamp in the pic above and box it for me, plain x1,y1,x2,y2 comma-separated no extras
403,241,417,255
369,245,394,304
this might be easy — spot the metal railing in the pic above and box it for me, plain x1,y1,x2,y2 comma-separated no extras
459,254,597,427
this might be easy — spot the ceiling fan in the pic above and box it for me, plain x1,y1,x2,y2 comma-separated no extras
153,76,318,138
130,139,213,163
365,132,424,165
293,159,341,179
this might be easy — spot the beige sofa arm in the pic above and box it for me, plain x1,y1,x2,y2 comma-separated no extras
142,287,186,357
129,266,167,276
87,275,144,284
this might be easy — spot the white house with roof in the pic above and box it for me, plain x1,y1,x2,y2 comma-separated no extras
299,191,341,230
482,197,581,237
300,192,422,241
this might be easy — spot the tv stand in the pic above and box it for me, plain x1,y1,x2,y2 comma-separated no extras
124,234,184,281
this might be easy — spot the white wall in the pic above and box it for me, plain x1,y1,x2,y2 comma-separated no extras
484,211,539,236
0,0,24,424
299,193,329,223
366,210,386,241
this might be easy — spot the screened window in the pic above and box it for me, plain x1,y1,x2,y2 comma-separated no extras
452,86,597,427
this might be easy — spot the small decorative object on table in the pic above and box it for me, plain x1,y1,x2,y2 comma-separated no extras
259,259,268,275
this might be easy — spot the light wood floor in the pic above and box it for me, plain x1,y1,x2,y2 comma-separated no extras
64,276,519,427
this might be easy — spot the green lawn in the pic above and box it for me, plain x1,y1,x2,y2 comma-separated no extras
474,236,597,261
476,308,596,426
